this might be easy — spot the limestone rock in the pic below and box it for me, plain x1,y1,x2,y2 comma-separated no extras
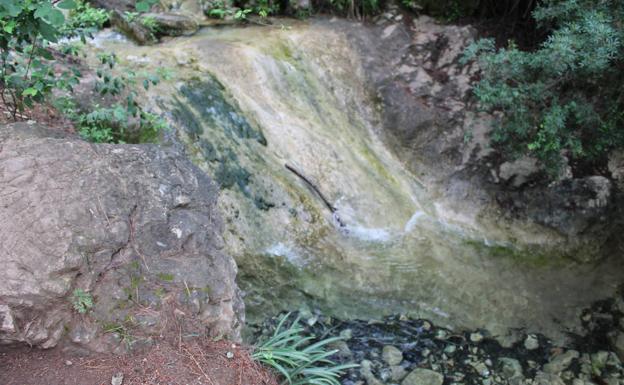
498,157,541,188
402,368,444,385
0,123,243,351
141,13,199,37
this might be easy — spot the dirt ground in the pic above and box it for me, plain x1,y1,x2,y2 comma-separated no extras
0,339,279,385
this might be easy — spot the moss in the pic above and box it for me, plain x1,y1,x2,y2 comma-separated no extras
156,272,175,282
463,239,564,268
177,76,267,145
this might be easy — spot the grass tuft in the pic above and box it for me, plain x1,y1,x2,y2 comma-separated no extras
252,313,358,385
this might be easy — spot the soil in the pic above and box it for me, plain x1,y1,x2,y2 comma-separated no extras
0,339,279,385
0,102,76,134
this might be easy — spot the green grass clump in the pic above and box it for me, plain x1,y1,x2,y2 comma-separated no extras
252,313,357,385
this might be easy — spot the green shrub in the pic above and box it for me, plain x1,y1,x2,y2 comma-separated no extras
463,0,624,176
0,0,80,120
252,313,357,385
60,0,110,41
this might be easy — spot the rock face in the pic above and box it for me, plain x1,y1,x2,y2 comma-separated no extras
0,123,243,351
347,15,622,257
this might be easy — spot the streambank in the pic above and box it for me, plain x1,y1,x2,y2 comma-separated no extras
252,290,624,385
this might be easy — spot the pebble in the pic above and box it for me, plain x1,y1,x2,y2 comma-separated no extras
544,350,579,374
65,360,73,366
402,368,444,385
382,345,403,366
226,351,234,359
471,332,484,343
111,372,124,385
390,365,407,382
524,335,539,350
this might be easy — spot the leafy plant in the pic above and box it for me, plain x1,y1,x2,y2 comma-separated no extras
0,0,80,120
71,288,94,314
76,52,168,143
252,313,357,385
140,15,159,34
234,8,252,21
60,0,109,41
135,0,159,13
463,0,624,176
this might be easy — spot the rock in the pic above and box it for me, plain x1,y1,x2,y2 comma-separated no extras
524,335,539,350
111,372,124,385
141,13,199,37
544,350,579,374
522,176,613,239
498,357,523,380
610,332,624,361
0,123,243,351
591,350,609,369
360,360,383,385
402,368,444,385
110,10,158,45
329,340,353,359
470,361,490,377
382,345,403,366
390,365,408,382
498,157,541,188
470,332,484,342
535,371,566,385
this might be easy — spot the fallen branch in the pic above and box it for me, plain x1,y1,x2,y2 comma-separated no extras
284,163,345,227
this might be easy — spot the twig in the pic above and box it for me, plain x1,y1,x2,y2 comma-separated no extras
183,346,215,385
284,163,336,213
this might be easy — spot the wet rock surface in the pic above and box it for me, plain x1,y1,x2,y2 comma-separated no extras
0,123,243,351
254,290,624,385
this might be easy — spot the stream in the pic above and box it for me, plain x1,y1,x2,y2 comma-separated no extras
87,18,622,344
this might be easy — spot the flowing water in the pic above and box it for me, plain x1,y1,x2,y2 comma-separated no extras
89,20,622,340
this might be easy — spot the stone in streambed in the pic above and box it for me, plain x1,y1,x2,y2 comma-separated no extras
382,345,403,366
402,368,444,385
524,335,539,350
544,350,579,374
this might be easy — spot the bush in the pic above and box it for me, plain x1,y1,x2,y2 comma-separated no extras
463,0,624,177
0,0,80,119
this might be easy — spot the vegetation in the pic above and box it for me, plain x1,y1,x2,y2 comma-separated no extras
463,0,624,176
71,288,94,314
252,313,357,385
0,0,80,119
0,0,168,143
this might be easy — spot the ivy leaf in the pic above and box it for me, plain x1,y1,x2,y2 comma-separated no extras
135,1,151,12
37,20,58,42
22,88,38,97
56,0,77,10
0,0,22,17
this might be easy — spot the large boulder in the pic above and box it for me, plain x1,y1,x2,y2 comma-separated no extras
0,123,243,352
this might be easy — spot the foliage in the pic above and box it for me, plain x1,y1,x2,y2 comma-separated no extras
252,313,357,385
135,0,159,13
0,0,80,119
60,0,110,41
463,0,624,176
77,52,168,143
71,288,94,314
